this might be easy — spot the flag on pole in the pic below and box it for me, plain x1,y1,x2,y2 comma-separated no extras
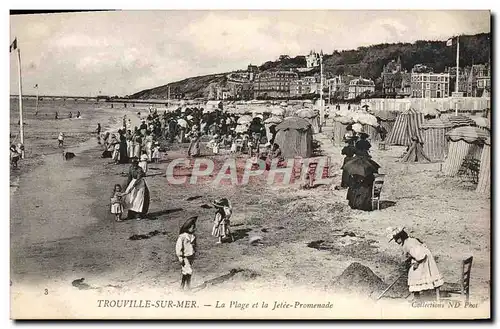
446,38,454,47
10,38,17,52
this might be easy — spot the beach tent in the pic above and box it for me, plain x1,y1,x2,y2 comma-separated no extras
442,126,490,176
296,109,321,134
419,118,454,162
274,117,313,159
476,137,491,195
401,138,431,163
385,108,424,146
372,110,398,137
332,116,354,145
445,115,476,128
263,116,283,143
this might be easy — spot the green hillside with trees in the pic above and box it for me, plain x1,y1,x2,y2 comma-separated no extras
130,32,490,99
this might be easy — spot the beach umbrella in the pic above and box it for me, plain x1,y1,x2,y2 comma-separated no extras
356,113,378,127
271,108,285,117
264,116,283,124
342,156,380,178
235,124,249,133
177,118,188,128
471,116,490,130
352,123,363,133
446,126,490,144
237,115,253,125
333,116,353,124
296,109,316,119
421,104,440,117
447,115,475,128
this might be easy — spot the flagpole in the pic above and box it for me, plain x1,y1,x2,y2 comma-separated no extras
17,47,25,158
319,51,324,127
455,36,460,115
35,85,39,114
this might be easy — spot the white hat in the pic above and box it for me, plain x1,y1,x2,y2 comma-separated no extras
140,154,148,161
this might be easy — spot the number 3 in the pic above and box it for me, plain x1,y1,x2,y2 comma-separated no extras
44,289,48,295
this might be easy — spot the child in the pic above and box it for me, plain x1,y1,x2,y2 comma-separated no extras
58,132,64,148
211,198,234,244
152,142,161,163
139,153,149,174
212,135,220,155
387,227,444,301
175,216,198,290
10,144,20,169
110,184,125,222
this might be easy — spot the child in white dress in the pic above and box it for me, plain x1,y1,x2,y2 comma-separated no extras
110,184,125,222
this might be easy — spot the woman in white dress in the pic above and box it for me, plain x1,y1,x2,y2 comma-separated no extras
388,227,444,301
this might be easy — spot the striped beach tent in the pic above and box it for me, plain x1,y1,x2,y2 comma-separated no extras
445,115,476,128
332,116,353,145
385,108,424,146
476,137,491,195
471,116,490,132
419,118,454,162
442,126,490,176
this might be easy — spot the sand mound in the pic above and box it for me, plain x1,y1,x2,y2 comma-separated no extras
332,262,386,296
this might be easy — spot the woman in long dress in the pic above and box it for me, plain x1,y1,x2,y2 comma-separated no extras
340,139,356,188
144,131,153,161
118,130,129,164
388,227,444,301
187,131,201,157
124,157,150,221
133,133,142,159
126,130,134,158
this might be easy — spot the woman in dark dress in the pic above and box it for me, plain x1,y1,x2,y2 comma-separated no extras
118,130,129,164
355,133,372,157
347,173,376,211
340,139,356,188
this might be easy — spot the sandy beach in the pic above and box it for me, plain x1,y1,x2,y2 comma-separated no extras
9,103,490,319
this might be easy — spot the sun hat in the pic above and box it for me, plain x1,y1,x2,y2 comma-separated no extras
386,227,405,242
140,154,148,161
179,216,198,234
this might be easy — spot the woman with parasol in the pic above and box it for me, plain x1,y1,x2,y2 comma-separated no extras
343,154,380,211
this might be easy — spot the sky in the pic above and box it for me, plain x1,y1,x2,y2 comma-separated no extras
9,10,490,97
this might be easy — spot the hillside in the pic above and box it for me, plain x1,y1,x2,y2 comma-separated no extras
129,32,490,100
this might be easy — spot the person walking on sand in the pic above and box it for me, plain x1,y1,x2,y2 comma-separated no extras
95,123,102,144
10,144,21,169
387,227,444,301
58,132,64,148
139,153,149,174
211,198,234,244
175,216,197,290
55,111,59,120
110,184,125,222
123,157,150,221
